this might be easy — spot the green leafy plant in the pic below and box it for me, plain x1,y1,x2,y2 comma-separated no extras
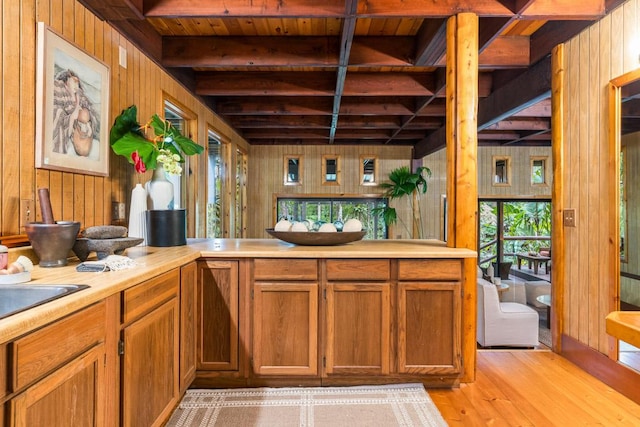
110,105,204,175
374,166,431,239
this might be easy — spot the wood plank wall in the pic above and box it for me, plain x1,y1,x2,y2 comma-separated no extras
561,0,640,353
476,146,552,198
247,145,412,238
0,0,248,239
247,144,552,240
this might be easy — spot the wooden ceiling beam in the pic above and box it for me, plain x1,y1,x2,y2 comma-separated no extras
339,98,416,115
477,55,551,130
242,129,331,139
414,19,447,66
228,116,332,129
343,73,435,96
196,72,336,96
336,116,403,128
163,36,340,68
478,36,530,68
215,97,333,115
144,0,348,18
162,34,532,69
142,0,605,19
79,0,144,20
483,118,550,131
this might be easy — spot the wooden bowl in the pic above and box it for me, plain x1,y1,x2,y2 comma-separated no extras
265,228,365,246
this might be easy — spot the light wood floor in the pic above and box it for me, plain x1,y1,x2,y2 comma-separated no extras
430,349,640,426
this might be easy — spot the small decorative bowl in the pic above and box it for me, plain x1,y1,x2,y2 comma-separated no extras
265,228,366,246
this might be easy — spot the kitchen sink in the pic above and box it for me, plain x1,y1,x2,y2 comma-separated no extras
0,284,89,320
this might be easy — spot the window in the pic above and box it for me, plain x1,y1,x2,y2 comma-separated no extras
207,129,227,238
276,195,388,240
531,156,548,185
235,149,247,237
360,156,377,185
163,99,196,209
492,156,511,186
322,155,340,185
620,146,627,262
284,155,303,185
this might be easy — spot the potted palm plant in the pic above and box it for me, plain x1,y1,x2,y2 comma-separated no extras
375,166,431,239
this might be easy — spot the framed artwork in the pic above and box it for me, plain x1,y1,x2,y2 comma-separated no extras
35,22,110,176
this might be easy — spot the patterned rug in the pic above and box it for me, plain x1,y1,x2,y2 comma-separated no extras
166,383,448,427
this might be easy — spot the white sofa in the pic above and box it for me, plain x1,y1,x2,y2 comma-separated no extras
477,277,539,347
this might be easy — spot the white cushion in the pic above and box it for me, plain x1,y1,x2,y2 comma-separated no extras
477,279,539,347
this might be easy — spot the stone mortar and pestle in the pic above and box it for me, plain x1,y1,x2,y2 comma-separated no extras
24,188,81,267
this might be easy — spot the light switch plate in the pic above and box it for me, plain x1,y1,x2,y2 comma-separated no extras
563,209,576,227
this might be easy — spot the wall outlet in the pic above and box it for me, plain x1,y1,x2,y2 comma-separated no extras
112,202,126,221
21,199,34,226
563,209,576,227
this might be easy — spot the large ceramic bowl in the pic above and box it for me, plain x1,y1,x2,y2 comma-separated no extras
266,228,366,246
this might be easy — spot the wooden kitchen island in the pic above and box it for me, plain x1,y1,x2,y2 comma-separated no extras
0,238,475,426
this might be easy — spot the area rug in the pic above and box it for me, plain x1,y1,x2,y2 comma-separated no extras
166,383,448,427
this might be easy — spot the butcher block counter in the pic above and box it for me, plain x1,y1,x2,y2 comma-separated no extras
0,238,475,344
0,238,476,426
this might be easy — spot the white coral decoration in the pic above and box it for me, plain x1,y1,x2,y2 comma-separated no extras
156,148,183,175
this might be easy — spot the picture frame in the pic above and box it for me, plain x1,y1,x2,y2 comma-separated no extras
35,22,110,176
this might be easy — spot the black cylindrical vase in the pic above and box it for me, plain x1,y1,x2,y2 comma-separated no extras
145,209,186,247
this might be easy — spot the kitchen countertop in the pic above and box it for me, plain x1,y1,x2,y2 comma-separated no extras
0,238,476,344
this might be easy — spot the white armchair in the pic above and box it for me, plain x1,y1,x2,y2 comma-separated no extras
477,278,539,347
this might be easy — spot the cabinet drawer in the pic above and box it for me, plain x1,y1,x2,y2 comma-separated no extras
254,259,317,280
397,259,462,281
326,259,390,281
123,269,180,324
12,301,105,391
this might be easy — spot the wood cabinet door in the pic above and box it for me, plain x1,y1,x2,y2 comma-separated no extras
121,299,180,427
325,282,390,375
252,282,318,376
197,260,239,371
180,261,197,393
397,282,461,375
10,344,106,427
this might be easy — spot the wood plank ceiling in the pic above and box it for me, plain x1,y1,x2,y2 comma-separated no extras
80,0,626,158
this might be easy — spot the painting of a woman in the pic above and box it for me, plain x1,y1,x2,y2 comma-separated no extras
51,69,100,157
